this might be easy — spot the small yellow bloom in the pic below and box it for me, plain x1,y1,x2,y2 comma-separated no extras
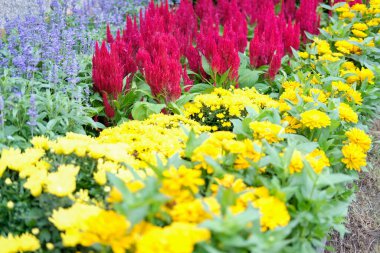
46,243,55,250
7,201,14,209
32,228,40,235
5,178,12,185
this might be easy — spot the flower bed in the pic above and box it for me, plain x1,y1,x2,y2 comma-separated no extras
0,0,379,253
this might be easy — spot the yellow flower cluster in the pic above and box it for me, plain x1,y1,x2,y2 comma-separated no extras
50,203,134,253
0,2,377,252
341,128,372,171
184,87,279,130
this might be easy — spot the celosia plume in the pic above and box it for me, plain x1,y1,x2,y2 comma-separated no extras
136,33,182,102
296,0,320,42
92,41,124,118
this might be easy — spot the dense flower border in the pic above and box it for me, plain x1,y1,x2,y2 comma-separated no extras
0,0,379,253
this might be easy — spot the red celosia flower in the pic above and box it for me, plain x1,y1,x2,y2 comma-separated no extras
182,66,194,91
281,0,297,21
218,0,248,52
106,24,114,44
122,16,142,56
172,0,198,55
333,0,362,6
92,41,124,118
195,0,217,21
296,0,320,42
196,16,240,82
136,33,182,102
249,9,285,78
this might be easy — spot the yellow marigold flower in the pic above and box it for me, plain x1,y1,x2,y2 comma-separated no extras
108,187,123,203
136,222,210,253
318,54,340,62
346,89,363,105
340,11,355,19
310,88,327,103
332,81,350,92
352,23,368,31
280,89,299,104
282,115,302,133
211,174,247,193
341,143,367,171
253,196,290,231
223,139,263,169
169,197,221,223
282,81,302,90
305,149,330,174
351,3,367,13
336,3,350,13
338,103,358,123
358,68,375,84
81,210,132,253
342,61,356,70
298,51,309,59
352,29,367,37
300,109,331,129
315,39,332,55
366,40,375,47
250,121,284,143
289,150,304,174
367,17,380,26
161,166,204,197
345,128,372,152
335,41,352,54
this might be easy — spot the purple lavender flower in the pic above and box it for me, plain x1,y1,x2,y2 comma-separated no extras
3,0,149,79
0,95,4,125
27,94,38,130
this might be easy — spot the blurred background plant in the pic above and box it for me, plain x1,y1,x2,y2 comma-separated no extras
0,0,150,150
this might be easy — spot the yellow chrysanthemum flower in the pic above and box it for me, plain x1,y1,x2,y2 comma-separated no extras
305,149,330,174
345,128,372,152
341,143,367,171
300,109,331,129
136,223,210,253
289,150,304,174
338,103,358,123
0,233,40,253
250,121,284,143
253,196,291,231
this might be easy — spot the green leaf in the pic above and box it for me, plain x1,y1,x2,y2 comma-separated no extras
131,102,166,120
189,83,215,94
201,55,212,75
238,68,260,88
184,130,209,158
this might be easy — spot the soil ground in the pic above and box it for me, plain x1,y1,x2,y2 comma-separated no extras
325,120,380,253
